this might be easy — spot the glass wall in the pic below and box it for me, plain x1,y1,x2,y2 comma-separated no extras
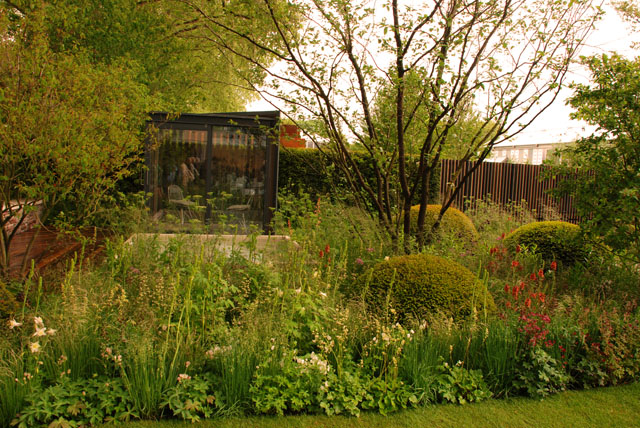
145,112,279,233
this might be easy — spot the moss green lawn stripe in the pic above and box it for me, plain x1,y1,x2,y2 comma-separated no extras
108,383,640,428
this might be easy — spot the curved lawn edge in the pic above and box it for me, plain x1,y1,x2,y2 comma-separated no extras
103,382,640,428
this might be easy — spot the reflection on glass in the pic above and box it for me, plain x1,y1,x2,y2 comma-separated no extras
147,124,271,233
209,127,266,226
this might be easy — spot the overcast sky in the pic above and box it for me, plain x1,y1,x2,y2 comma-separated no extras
246,1,638,146
502,2,638,146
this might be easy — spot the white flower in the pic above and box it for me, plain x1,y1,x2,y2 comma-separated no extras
319,291,327,298
46,329,56,336
29,342,41,353
8,319,21,329
33,327,47,337
384,256,390,261
34,317,44,328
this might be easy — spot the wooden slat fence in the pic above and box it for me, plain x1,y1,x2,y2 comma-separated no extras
440,160,581,223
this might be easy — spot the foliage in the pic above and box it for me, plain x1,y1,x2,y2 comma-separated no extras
410,204,478,244
551,298,640,389
370,69,498,161
278,148,441,207
2,0,289,113
191,0,600,247
1,189,640,423
503,221,588,267
434,359,491,405
14,376,137,428
514,347,569,399
550,54,640,264
357,254,495,322
250,350,330,416
0,281,18,319
0,9,148,277
162,373,217,423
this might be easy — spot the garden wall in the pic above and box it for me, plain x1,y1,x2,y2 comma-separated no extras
279,152,580,224
440,160,580,223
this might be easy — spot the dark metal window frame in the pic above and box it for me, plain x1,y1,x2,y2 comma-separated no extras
145,111,280,233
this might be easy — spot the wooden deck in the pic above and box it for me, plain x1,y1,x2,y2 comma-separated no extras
7,227,109,277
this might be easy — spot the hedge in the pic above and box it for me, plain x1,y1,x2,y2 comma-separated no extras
278,148,441,205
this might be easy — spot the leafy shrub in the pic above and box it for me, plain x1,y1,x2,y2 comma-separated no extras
162,374,217,423
410,204,478,243
434,359,491,404
279,148,441,204
357,254,495,322
514,347,569,398
503,221,588,267
250,350,332,416
15,377,137,427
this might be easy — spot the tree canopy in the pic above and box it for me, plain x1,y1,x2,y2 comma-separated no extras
2,0,292,112
182,0,601,247
0,8,148,276
551,54,640,264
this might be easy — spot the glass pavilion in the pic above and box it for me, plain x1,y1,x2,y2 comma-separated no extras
145,111,280,233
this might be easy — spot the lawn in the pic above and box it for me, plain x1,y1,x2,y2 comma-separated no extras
114,383,640,428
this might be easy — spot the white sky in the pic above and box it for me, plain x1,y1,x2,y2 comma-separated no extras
246,1,638,146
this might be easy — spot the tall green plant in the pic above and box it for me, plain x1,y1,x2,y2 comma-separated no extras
550,54,640,264
0,8,147,277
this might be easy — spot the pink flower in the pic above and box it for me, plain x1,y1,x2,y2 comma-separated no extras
355,258,364,265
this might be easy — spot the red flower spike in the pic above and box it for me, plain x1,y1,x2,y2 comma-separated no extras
539,294,546,303
516,245,521,253
550,261,557,271
504,284,510,293
525,298,532,308
325,244,330,254
319,250,324,258
511,260,520,268
519,281,525,291
529,272,537,281
538,269,544,280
